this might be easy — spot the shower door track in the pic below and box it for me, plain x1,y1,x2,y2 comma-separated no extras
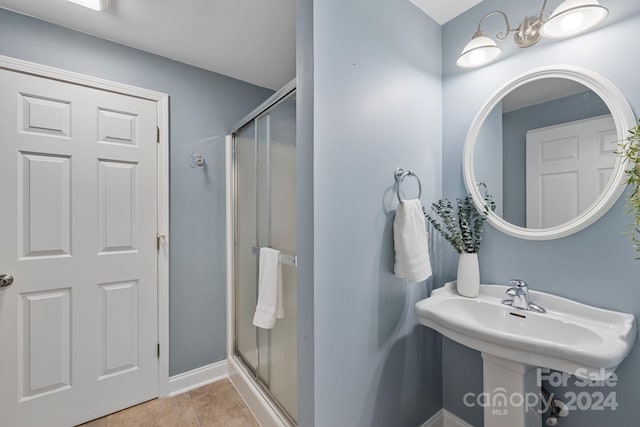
231,79,296,134
234,352,297,426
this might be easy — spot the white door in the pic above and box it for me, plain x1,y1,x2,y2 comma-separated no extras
0,68,159,427
526,114,617,228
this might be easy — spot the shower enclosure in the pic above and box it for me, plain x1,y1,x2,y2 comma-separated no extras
227,81,297,425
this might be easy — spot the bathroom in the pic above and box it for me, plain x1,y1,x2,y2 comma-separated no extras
0,0,638,426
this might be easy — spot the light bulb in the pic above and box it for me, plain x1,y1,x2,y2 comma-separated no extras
67,0,107,11
541,0,608,39
456,33,503,69
469,49,487,66
560,12,585,33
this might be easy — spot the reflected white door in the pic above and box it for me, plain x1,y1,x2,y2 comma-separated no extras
0,69,159,427
526,114,616,228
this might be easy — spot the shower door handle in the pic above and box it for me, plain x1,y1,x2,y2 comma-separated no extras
251,247,298,267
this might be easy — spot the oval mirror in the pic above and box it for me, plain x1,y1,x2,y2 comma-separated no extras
463,65,635,240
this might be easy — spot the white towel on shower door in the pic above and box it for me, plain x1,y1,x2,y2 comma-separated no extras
252,247,285,329
393,199,432,284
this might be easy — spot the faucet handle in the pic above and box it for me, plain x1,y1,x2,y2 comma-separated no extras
509,279,528,289
507,279,528,297
506,287,518,297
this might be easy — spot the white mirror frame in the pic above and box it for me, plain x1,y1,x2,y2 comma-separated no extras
463,65,636,240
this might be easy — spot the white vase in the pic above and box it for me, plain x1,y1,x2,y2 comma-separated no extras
457,253,480,298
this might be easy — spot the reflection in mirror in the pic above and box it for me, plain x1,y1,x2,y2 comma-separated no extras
474,78,615,229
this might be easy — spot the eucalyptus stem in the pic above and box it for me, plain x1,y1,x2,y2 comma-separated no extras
425,193,496,254
617,119,640,259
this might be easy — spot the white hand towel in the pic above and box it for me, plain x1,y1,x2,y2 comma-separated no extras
253,247,285,329
393,199,433,284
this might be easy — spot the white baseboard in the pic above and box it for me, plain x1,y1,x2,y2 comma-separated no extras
421,409,474,427
167,360,228,397
443,410,474,427
421,409,445,427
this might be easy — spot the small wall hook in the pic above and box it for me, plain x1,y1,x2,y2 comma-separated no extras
476,180,488,197
191,153,206,168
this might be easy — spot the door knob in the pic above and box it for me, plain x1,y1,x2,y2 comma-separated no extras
0,274,14,288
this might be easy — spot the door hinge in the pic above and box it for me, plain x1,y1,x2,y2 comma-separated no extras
156,127,160,143
156,233,166,251
157,343,160,358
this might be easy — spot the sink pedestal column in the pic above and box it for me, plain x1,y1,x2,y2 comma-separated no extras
482,353,542,427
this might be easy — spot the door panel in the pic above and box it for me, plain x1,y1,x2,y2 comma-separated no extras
98,280,139,379
235,121,259,372
98,160,138,253
18,152,72,258
0,68,158,427
259,95,297,420
20,94,72,138
19,288,72,400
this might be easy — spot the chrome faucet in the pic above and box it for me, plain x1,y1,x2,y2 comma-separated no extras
502,279,546,313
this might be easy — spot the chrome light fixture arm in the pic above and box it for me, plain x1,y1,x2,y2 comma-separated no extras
538,0,549,21
477,3,547,49
476,11,516,41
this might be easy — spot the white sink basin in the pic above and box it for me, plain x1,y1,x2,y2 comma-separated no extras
415,282,636,380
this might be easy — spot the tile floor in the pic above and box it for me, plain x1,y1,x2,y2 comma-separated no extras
77,379,259,427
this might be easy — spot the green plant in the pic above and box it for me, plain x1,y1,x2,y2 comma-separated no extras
425,194,496,254
618,119,640,258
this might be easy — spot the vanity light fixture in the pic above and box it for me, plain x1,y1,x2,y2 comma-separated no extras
456,0,609,69
67,0,109,11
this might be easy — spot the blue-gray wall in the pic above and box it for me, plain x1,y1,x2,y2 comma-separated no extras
502,90,609,226
474,103,504,217
310,0,443,425
443,1,640,425
296,0,315,424
0,8,274,376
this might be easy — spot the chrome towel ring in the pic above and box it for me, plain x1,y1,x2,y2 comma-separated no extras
394,168,422,203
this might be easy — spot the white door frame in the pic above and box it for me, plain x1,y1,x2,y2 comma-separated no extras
0,55,171,397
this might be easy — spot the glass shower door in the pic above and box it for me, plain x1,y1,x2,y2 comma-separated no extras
234,92,297,423
235,121,259,372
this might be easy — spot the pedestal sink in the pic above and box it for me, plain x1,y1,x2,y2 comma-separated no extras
415,282,636,427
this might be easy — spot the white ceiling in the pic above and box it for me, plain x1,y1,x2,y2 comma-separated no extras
502,79,590,113
0,1,483,90
409,0,484,25
0,0,296,90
